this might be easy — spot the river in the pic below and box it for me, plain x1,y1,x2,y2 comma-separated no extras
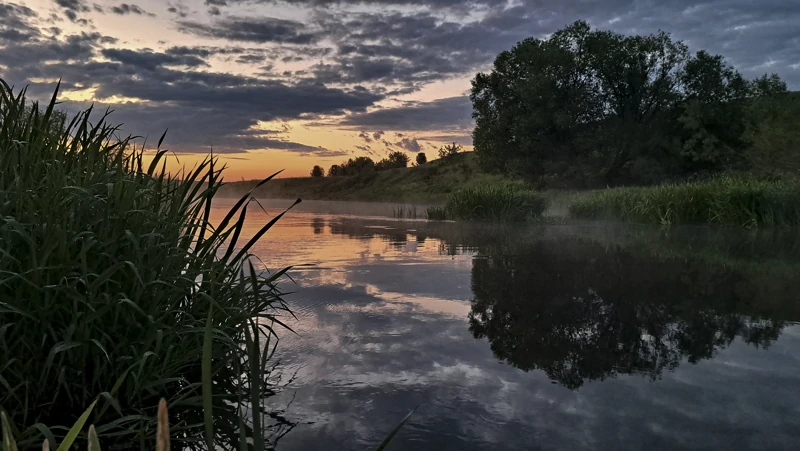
211,198,800,451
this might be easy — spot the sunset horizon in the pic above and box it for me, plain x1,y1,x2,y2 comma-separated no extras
2,0,798,179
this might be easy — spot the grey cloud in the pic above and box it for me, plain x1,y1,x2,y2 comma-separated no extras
110,3,154,16
358,131,372,143
372,131,384,140
101,48,209,69
208,6,221,15
166,3,188,18
1,25,384,153
55,0,90,12
54,0,92,23
178,16,322,44
394,137,421,152
0,3,41,43
205,0,228,5
236,54,266,64
342,96,473,131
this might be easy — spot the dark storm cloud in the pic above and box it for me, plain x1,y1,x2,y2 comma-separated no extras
110,3,154,16
178,16,323,44
342,97,472,131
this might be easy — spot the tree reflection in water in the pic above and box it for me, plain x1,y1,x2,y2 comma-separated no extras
468,237,792,389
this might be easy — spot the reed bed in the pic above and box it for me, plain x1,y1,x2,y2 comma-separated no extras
568,177,800,227
426,185,548,222
0,79,298,449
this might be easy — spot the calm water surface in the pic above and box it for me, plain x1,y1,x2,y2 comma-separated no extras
212,198,800,451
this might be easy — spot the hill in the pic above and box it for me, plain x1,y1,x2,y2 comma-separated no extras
218,152,520,203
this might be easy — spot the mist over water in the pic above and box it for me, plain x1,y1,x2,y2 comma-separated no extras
211,198,800,451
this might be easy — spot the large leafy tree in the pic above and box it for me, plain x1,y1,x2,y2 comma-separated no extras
471,20,785,184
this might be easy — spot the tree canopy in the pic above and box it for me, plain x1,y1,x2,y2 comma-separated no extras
471,21,790,186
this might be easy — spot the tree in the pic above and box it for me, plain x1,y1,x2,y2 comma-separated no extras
310,165,324,177
416,152,427,165
676,50,751,170
470,20,782,184
438,143,462,159
328,164,342,176
386,151,409,168
376,151,409,170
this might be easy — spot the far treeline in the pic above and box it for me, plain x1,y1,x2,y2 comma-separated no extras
471,21,798,187
311,144,463,177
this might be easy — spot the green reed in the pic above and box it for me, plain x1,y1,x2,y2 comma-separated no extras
568,177,800,227
391,205,419,219
426,185,548,222
0,78,299,449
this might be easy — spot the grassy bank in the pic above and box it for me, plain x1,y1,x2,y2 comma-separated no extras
568,177,800,227
0,80,295,449
427,185,548,222
219,152,519,203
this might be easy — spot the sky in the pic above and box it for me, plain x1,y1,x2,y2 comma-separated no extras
1,0,798,179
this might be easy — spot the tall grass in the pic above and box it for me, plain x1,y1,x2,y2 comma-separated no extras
426,185,547,222
0,79,298,449
391,205,419,219
568,177,800,227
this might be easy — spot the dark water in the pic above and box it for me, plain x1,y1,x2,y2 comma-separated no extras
212,199,800,451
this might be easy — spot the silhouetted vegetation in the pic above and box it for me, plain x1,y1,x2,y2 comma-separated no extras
0,79,296,449
311,165,324,177
568,177,800,226
328,156,376,176
438,142,462,159
472,20,795,187
376,150,410,170
416,152,427,165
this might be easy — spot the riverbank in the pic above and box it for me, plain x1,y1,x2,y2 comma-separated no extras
217,153,520,203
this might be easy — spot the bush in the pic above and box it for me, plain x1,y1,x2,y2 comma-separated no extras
0,80,294,449
427,185,548,222
568,177,800,226
438,143,461,159
416,152,427,165
376,151,409,170
311,165,324,177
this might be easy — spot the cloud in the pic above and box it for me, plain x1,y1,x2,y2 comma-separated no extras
208,6,221,15
54,0,92,23
0,3,41,42
101,48,209,69
110,3,154,16
166,3,188,18
342,97,473,131
178,16,323,44
394,137,421,153
358,131,372,143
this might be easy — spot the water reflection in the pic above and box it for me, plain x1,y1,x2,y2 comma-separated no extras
468,238,790,389
321,218,800,390
210,200,800,451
